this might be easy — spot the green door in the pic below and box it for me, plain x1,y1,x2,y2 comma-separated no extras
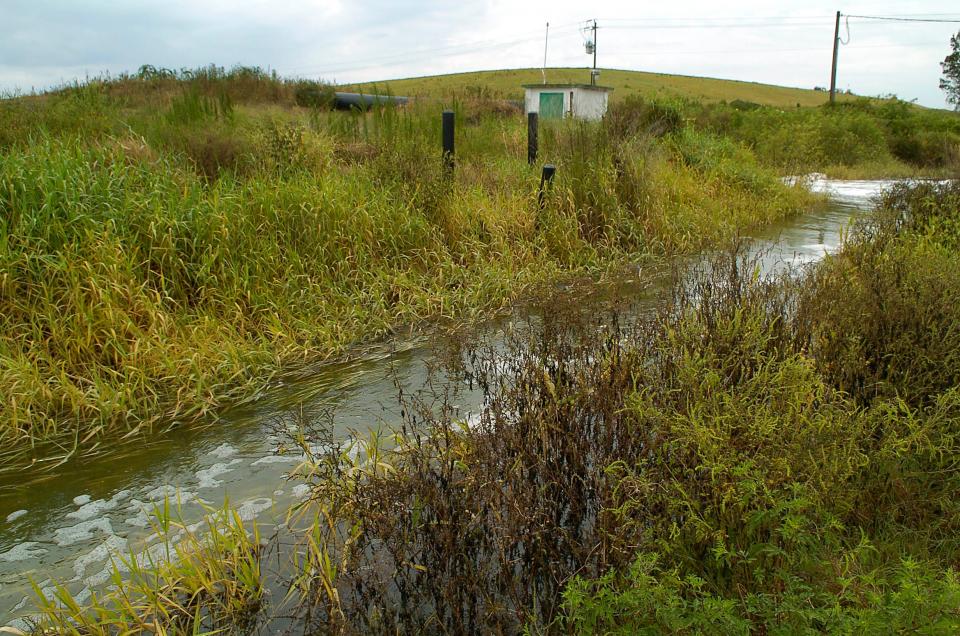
539,92,564,119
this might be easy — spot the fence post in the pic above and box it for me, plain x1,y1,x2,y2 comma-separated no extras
538,163,556,210
442,110,455,173
527,112,538,165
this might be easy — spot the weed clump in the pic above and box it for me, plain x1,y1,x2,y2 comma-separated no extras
0,72,817,469
31,501,264,634
279,182,960,634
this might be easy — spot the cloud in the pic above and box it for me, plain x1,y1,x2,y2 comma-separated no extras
1,0,957,107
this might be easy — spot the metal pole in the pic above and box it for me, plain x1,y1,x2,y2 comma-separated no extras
538,164,556,210
527,112,538,165
542,22,549,85
442,110,455,172
829,11,841,104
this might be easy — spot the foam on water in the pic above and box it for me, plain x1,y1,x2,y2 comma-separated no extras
196,459,244,489
0,542,47,563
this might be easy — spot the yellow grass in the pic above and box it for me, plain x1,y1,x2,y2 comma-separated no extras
344,67,857,108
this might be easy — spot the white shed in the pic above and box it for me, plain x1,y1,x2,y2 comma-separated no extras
522,83,612,121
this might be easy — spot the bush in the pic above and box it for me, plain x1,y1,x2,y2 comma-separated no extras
803,181,960,406
293,80,335,109
818,107,889,166
280,182,960,633
605,95,684,141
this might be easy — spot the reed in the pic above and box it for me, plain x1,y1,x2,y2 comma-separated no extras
0,74,813,471
28,500,264,634
28,182,960,633
271,181,960,633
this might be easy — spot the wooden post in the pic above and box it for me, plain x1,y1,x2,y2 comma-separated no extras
527,112,539,165
829,11,841,105
442,110,455,173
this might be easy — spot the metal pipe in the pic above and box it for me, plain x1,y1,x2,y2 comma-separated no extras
332,92,408,111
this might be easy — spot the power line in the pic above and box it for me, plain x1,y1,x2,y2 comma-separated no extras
284,13,959,77
846,14,960,24
605,22,832,30
598,13,960,22
282,29,583,77
598,15,834,22
280,28,580,74
616,42,944,57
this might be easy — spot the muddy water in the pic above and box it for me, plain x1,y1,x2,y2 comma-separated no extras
0,178,889,623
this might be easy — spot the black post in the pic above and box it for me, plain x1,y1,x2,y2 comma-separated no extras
442,110,455,172
527,112,539,165
829,11,841,105
538,163,556,210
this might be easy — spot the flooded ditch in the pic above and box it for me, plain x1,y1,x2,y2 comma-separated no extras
0,178,893,625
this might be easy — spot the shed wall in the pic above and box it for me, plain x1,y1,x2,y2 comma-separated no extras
571,89,608,121
523,86,609,121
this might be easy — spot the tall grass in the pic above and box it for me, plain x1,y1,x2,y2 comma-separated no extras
269,181,960,633
28,500,264,634
25,147,960,633
691,95,960,176
0,73,812,470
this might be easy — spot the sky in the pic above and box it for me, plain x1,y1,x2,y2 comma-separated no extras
2,0,959,108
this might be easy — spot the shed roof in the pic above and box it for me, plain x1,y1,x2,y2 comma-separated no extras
522,83,614,92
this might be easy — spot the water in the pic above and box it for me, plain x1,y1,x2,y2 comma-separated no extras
0,177,889,624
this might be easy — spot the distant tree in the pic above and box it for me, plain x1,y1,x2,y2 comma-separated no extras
942,31,960,109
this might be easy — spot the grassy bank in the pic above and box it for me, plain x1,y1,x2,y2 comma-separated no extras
279,181,960,633
353,67,960,178
29,181,960,633
692,95,960,177
0,66,816,470
345,67,855,108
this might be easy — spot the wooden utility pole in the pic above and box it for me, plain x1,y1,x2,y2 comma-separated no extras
830,11,841,104
591,20,598,85
592,20,598,74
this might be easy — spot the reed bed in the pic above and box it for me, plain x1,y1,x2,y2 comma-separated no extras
0,70,813,471
26,174,960,633
276,181,960,634
25,499,263,635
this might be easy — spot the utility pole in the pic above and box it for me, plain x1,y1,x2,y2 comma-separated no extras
592,19,598,85
829,11,841,104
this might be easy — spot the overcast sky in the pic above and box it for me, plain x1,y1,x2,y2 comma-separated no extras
2,0,959,108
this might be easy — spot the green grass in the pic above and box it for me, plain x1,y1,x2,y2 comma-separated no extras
15,66,960,633
0,64,956,472
271,182,960,633
0,68,816,472
28,182,960,632
348,68,960,178
30,499,264,634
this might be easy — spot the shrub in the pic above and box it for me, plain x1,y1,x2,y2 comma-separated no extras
280,182,960,633
293,80,335,109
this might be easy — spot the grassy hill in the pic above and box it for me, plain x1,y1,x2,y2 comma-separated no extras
344,67,851,109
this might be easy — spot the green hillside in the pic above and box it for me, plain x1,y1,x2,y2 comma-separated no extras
345,67,852,108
